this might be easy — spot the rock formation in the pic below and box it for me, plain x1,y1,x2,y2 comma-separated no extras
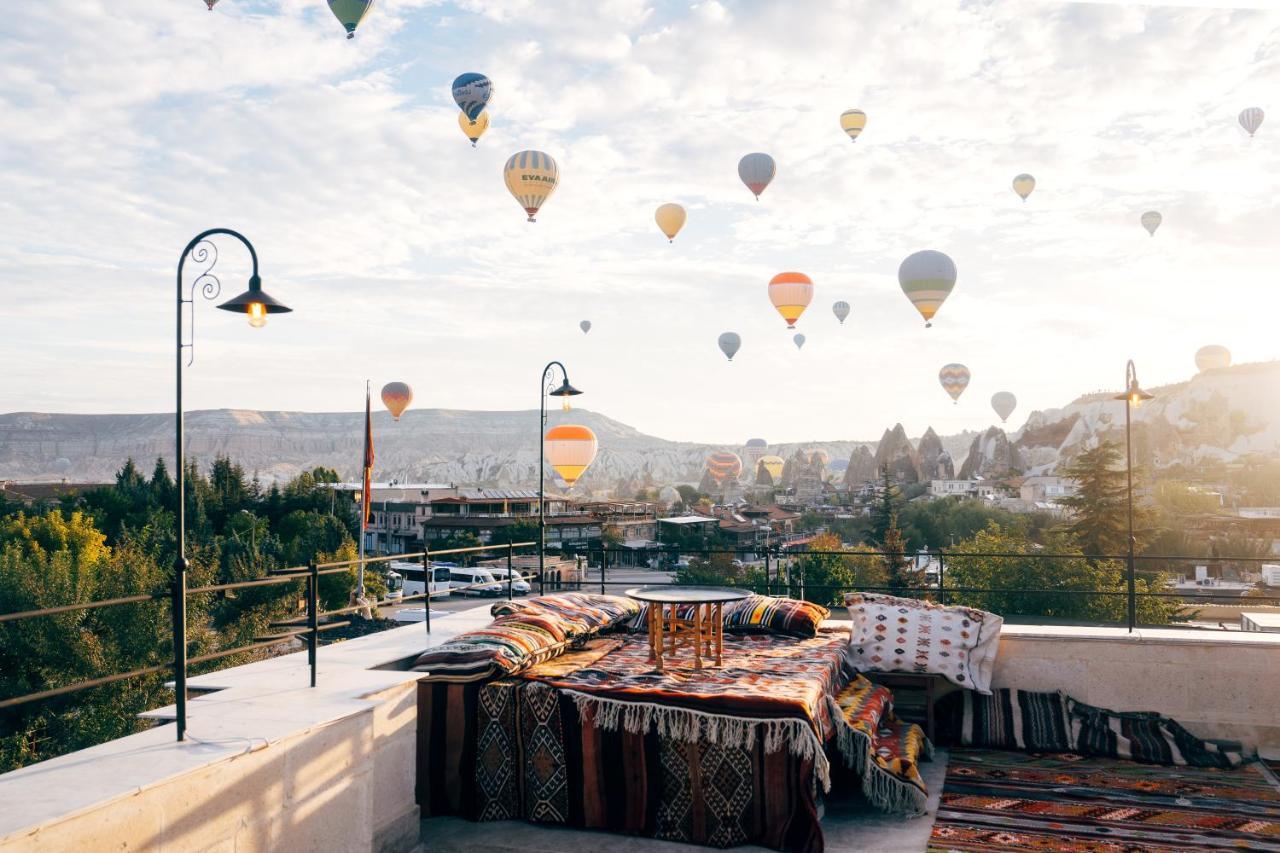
958,427,1025,479
842,445,878,486
873,424,922,483
917,427,954,480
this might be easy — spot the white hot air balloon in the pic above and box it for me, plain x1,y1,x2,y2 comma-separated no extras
579,320,591,334
718,331,741,361
1012,173,1035,202
793,333,806,350
1141,211,1162,237
991,391,1017,423
1195,345,1231,372
1239,107,1265,138
832,300,850,324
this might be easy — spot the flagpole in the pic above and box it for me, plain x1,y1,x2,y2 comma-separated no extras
358,380,370,601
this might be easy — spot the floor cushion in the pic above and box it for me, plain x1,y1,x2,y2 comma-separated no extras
936,688,1073,752
1067,698,1245,768
844,593,1002,693
491,592,642,636
411,611,575,682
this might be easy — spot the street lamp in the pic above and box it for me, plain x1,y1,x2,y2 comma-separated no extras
174,229,291,741
539,362,581,594
1113,359,1152,633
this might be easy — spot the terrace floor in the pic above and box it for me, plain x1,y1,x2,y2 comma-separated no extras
416,748,950,852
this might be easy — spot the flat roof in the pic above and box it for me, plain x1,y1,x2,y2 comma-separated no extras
657,515,718,525
1242,612,1280,628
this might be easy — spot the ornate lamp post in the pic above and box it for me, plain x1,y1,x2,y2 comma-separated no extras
1113,359,1152,633
538,362,581,594
174,229,291,741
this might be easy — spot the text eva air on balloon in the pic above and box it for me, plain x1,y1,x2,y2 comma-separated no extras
898,250,956,328
504,150,559,223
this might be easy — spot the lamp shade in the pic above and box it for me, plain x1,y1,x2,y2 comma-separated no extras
216,276,292,315
544,424,597,487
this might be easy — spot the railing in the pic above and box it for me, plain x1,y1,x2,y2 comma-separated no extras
0,540,536,740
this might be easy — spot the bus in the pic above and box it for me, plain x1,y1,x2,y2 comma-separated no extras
388,560,453,601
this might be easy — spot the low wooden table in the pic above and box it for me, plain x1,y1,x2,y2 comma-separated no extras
625,586,752,672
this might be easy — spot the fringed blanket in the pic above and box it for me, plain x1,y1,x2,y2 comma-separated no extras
830,675,934,815
526,629,854,792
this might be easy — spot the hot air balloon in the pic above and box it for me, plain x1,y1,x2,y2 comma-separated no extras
756,455,785,484
744,438,768,471
380,382,413,421
832,300,850,324
658,485,680,507
839,109,867,142
807,448,830,468
452,73,493,123
580,320,591,334
1141,211,1162,236
504,150,559,222
768,272,813,329
938,363,971,403
544,424,597,487
898,250,957,328
718,332,741,361
1195,345,1231,372
793,333,806,350
738,153,776,200
1012,173,1035,202
327,0,373,39
991,392,1017,424
204,0,219,10
706,451,743,486
458,111,489,147
1239,107,1265,138
655,203,686,242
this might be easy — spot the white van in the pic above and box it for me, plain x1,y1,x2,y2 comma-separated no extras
449,566,504,597
486,567,532,595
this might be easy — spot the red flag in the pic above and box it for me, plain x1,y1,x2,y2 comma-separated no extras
362,386,374,525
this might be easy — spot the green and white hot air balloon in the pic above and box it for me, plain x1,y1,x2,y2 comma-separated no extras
898,250,957,328
328,0,374,39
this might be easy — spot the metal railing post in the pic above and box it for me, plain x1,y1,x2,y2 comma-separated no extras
938,551,946,605
171,559,188,742
600,547,607,595
507,544,514,600
764,550,771,595
307,561,318,688
423,547,432,635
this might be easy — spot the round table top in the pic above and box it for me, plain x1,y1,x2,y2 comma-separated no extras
624,585,753,605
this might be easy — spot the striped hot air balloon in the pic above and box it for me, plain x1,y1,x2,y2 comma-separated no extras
458,111,489,147
738,153,776,199
756,455,785,484
832,300,850,324
1195,345,1231,372
328,0,374,39
768,272,813,329
1239,107,1264,138
744,438,768,471
504,150,559,222
452,73,494,123
380,382,413,421
938,363,971,403
706,451,743,486
839,109,867,142
544,424,597,487
898,250,957,328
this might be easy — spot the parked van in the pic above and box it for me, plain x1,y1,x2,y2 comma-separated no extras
448,566,504,597
388,560,452,601
485,567,532,595
1262,564,1280,588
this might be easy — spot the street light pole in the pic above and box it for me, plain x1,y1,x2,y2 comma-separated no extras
174,229,291,741
538,361,581,595
1114,359,1152,634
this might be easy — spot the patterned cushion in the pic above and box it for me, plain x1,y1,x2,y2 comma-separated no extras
843,593,1003,693
936,688,1072,751
1067,698,1245,768
490,592,642,636
722,594,829,638
411,611,575,682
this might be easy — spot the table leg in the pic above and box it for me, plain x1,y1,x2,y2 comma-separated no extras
646,605,656,662
654,604,664,672
714,602,723,666
693,604,703,669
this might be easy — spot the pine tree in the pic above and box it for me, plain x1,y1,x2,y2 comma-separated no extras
882,513,916,593
1058,442,1150,558
870,465,902,545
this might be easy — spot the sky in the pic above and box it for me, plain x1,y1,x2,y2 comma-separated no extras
1,0,1278,446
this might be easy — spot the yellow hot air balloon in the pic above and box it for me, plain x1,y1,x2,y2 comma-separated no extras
380,382,412,421
544,424,597,487
504,150,559,223
839,109,867,142
756,455,785,484
458,111,489,147
1012,173,1035,202
768,272,813,329
655,203,686,242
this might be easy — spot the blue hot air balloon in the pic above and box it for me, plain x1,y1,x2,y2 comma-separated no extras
452,73,494,123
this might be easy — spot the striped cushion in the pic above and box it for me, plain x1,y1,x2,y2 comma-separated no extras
411,612,574,683
722,594,829,638
1067,699,1244,768
490,592,641,635
938,688,1072,752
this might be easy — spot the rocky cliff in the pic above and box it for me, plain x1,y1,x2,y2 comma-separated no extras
873,424,922,483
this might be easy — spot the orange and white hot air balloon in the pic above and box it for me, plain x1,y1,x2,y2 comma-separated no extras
768,272,813,329
544,424,598,487
380,382,413,421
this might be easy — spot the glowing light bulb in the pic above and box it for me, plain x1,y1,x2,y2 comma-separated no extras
562,397,571,412
247,302,267,328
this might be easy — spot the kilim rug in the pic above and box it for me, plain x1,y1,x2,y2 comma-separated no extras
928,748,1280,851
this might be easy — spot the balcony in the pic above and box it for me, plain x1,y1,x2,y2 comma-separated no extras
1,599,1276,852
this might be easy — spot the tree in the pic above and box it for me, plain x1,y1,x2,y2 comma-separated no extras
1058,442,1151,557
869,465,902,545
790,533,887,606
881,514,919,593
